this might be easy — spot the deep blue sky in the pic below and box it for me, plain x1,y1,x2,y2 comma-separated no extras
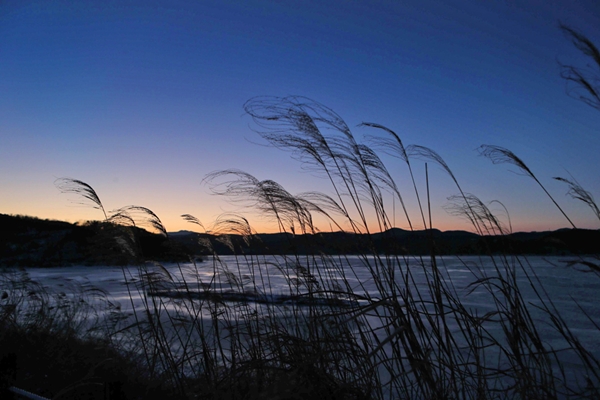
1,0,599,233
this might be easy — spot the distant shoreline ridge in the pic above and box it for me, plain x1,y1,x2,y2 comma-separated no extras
1,214,598,268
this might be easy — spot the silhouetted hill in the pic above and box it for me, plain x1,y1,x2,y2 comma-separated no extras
1,214,598,267
168,226,599,256
0,214,191,267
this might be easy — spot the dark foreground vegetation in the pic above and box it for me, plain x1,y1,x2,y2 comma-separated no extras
0,327,180,400
2,24,600,399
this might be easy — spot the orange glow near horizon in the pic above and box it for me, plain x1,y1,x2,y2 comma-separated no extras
3,205,586,236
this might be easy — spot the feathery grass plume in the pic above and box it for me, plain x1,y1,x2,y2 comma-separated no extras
108,209,136,227
55,178,149,262
54,178,108,220
104,210,140,257
245,95,352,141
350,143,411,232
244,96,381,234
491,199,514,234
407,145,459,185
406,144,486,236
444,194,508,236
559,24,600,111
204,170,318,235
362,122,427,230
243,96,345,173
554,175,600,275
180,214,213,260
292,191,347,232
554,176,600,222
210,214,256,243
181,214,206,231
477,144,533,176
246,97,414,235
478,144,577,228
113,205,168,237
360,123,409,163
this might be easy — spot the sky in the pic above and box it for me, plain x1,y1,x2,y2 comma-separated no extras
1,0,599,234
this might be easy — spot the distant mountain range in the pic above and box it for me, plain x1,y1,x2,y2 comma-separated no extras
1,214,598,267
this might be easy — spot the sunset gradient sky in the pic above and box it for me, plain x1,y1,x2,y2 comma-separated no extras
1,1,599,234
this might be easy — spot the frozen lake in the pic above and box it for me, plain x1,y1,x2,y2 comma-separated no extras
3,254,599,396
13,254,598,327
